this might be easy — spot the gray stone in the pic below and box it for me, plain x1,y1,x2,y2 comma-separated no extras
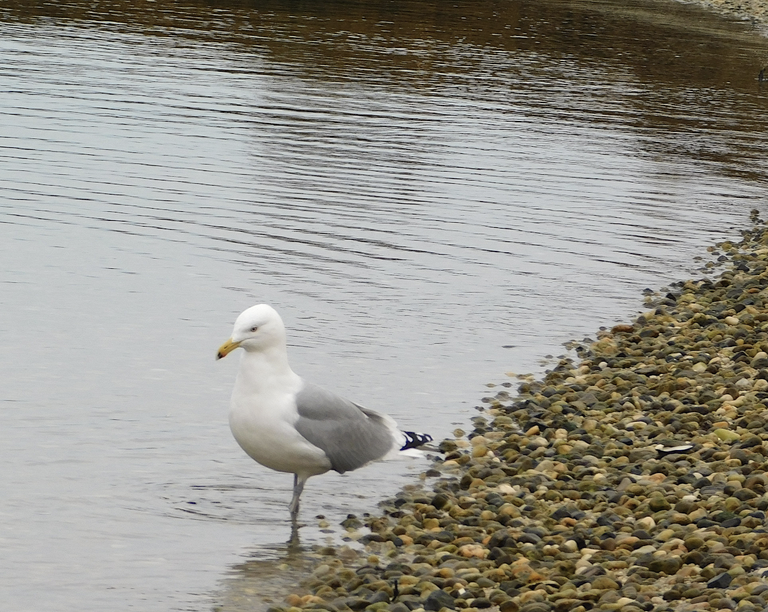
424,589,455,611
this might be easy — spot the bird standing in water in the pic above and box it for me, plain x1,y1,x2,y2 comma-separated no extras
216,304,432,519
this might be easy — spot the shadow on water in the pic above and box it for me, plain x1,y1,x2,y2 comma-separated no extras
214,537,316,611
3,0,768,185
4,0,768,80
213,513,374,612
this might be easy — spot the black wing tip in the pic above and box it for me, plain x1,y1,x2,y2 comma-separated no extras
400,431,433,451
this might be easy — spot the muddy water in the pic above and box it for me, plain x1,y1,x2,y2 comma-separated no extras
1,0,768,610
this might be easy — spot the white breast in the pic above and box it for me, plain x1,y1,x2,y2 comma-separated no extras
228,356,331,477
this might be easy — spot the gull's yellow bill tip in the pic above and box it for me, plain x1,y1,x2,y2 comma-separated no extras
216,338,241,360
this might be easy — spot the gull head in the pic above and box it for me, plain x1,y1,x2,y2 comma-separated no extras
216,304,286,360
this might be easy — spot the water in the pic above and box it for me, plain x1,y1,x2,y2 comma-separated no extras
1,0,768,610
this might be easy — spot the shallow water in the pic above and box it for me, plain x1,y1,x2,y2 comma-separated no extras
2,0,768,609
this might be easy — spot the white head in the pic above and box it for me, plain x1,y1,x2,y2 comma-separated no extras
216,304,287,359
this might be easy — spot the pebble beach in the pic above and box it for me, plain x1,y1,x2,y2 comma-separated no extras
266,213,768,612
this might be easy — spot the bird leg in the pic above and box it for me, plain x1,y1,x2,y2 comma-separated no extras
289,473,306,519
288,519,301,552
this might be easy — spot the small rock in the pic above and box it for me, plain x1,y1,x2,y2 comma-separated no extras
649,497,671,511
636,516,655,531
592,576,619,590
424,589,455,611
707,572,733,589
458,544,487,558
714,428,741,443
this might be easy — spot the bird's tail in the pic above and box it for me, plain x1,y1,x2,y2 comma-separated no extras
400,431,433,451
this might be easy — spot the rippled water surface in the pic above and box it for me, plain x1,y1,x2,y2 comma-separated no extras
2,0,768,609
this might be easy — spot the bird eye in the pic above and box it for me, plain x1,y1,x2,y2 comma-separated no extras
250,326,259,332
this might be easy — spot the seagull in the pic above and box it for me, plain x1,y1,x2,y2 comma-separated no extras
216,304,432,519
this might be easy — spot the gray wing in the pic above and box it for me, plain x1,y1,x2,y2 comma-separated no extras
293,382,396,473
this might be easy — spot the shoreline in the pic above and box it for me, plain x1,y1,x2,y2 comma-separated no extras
684,0,768,30
272,214,768,612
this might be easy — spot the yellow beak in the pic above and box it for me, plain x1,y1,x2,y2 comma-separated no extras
216,338,241,360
